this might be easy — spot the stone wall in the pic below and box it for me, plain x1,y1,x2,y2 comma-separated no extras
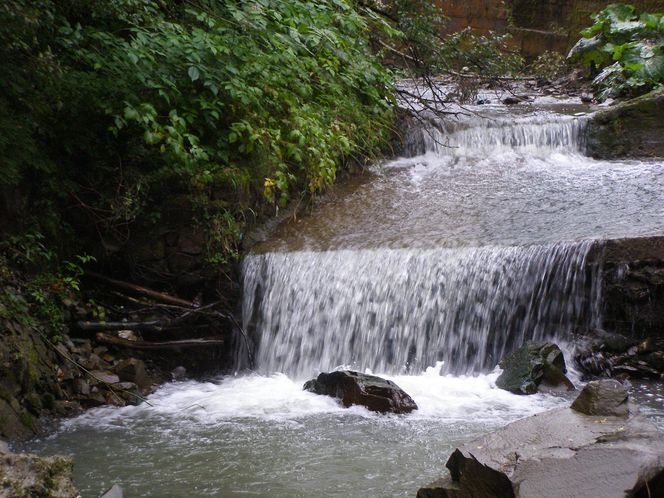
589,236,664,339
437,0,664,58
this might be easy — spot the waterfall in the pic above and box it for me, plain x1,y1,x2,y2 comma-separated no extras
239,105,611,378
242,241,602,377
401,112,587,157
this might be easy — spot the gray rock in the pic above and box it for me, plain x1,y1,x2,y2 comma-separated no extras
24,392,42,414
80,353,102,371
496,342,574,395
0,451,78,497
73,378,90,396
574,329,664,380
53,400,82,417
101,483,124,498
571,379,630,417
303,370,417,414
93,346,108,356
417,407,664,498
90,371,120,385
113,358,150,390
586,88,664,159
171,366,187,381
503,96,525,105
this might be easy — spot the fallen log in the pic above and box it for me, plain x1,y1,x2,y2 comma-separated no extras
96,332,224,350
85,271,196,308
77,321,163,332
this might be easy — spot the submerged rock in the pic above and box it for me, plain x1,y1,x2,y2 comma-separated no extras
417,388,664,498
0,450,78,498
495,342,574,395
571,379,630,417
303,370,417,414
502,95,529,105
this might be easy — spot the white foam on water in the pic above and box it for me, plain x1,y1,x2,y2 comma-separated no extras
60,366,568,433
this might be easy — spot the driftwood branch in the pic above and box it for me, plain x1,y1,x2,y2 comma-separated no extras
77,321,163,332
85,271,196,308
446,69,535,81
96,332,224,349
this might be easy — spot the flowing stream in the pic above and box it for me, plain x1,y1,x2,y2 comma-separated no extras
24,92,664,497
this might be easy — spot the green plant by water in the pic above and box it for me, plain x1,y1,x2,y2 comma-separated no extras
569,3,664,100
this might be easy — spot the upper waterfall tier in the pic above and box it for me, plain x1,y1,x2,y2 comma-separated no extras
402,113,587,157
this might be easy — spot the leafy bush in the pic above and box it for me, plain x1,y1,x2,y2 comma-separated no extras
0,233,95,339
441,28,524,77
568,3,664,100
528,51,569,81
0,0,395,266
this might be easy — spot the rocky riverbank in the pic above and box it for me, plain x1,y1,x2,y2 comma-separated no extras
0,440,78,498
0,317,167,442
418,380,664,497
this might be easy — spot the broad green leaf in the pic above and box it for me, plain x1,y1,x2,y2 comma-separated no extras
188,66,200,82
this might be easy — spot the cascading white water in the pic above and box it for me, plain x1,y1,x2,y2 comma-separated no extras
243,242,602,377
401,111,586,157
241,110,612,378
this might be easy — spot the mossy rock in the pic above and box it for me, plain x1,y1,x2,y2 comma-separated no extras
586,88,664,159
496,341,575,395
0,451,78,498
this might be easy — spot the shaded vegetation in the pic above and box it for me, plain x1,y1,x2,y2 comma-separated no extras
0,0,395,274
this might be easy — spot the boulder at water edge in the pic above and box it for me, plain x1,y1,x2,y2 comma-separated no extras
0,448,79,498
571,379,630,417
303,370,417,414
495,341,574,395
416,387,664,498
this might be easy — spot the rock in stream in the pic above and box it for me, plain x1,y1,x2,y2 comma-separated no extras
303,370,417,414
495,341,574,395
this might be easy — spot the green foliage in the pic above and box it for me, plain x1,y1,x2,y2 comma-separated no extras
569,3,664,100
1,0,394,267
441,28,524,77
363,1,522,79
0,233,95,339
372,0,446,74
528,51,569,81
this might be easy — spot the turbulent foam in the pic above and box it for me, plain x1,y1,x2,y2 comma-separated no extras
60,367,567,430
242,241,601,378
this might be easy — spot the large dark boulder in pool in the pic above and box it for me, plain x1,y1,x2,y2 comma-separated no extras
416,388,664,498
495,341,574,395
303,370,417,414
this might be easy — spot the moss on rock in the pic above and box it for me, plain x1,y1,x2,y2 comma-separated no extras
586,88,664,159
0,451,78,498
